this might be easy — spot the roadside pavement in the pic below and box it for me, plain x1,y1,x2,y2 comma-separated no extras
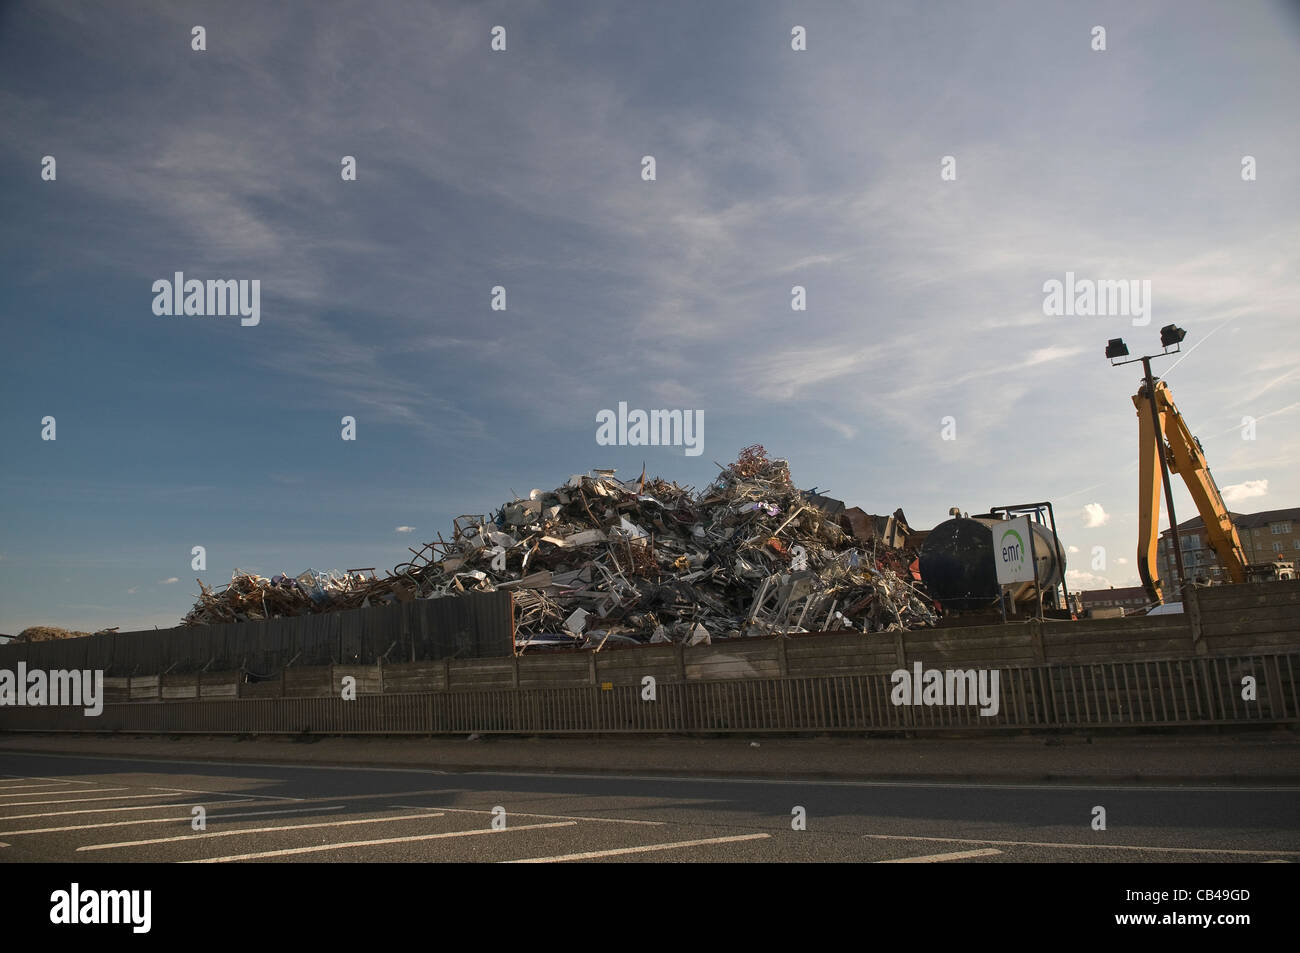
3,729,1298,782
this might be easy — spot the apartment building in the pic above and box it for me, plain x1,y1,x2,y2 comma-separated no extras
1157,506,1300,584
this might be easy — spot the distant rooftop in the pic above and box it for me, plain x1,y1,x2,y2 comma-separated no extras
1078,586,1148,605
1159,506,1300,536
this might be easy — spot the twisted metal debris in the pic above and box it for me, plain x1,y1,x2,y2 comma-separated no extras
183,447,937,648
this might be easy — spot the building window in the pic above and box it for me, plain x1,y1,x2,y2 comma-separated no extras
1272,522,1292,534
1273,542,1285,554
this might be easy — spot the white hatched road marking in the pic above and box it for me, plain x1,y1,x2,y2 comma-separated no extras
0,774,98,785
0,799,284,821
0,787,126,799
863,834,1300,857
0,788,457,822
0,805,347,837
879,848,1003,863
392,804,665,826
188,820,578,863
151,786,298,801
507,833,771,863
0,792,213,808
0,782,87,790
80,809,447,850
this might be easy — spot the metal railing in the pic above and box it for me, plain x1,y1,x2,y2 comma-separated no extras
2,652,1294,735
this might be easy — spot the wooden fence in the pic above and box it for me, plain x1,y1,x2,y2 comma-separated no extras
1,581,1296,735
1,652,1294,734
0,591,514,675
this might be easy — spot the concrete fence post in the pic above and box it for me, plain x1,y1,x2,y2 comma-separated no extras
1029,618,1045,663
1185,585,1206,653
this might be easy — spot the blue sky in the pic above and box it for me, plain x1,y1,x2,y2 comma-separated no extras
2,0,1297,633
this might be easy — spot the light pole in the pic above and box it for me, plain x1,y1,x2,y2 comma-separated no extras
1105,324,1188,603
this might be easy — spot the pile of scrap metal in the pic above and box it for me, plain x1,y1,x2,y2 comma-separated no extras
180,446,936,646
393,445,935,649
182,568,385,625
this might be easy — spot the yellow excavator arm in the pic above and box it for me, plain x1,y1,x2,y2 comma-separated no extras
1134,380,1248,602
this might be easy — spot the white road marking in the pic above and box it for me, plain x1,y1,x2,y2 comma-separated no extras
81,810,447,850
213,806,345,821
879,848,1003,863
0,751,451,777
0,787,126,799
0,806,347,837
862,834,1300,857
0,782,85,790
187,820,578,863
0,799,279,821
391,804,665,826
507,832,772,863
151,785,300,801
0,773,98,785
0,792,206,808
0,788,458,825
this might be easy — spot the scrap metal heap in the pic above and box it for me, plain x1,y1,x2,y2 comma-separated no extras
185,568,387,625
182,446,936,647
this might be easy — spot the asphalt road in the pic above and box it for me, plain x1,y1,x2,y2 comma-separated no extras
1,750,1297,863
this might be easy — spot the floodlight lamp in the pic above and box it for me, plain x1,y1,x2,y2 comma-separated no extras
1160,324,1186,349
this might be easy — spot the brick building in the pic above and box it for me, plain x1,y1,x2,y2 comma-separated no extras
1157,506,1300,584
1078,586,1150,615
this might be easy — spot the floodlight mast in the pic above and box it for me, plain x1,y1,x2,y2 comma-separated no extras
1106,326,1187,602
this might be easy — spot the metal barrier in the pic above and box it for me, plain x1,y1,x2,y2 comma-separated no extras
2,652,1294,735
